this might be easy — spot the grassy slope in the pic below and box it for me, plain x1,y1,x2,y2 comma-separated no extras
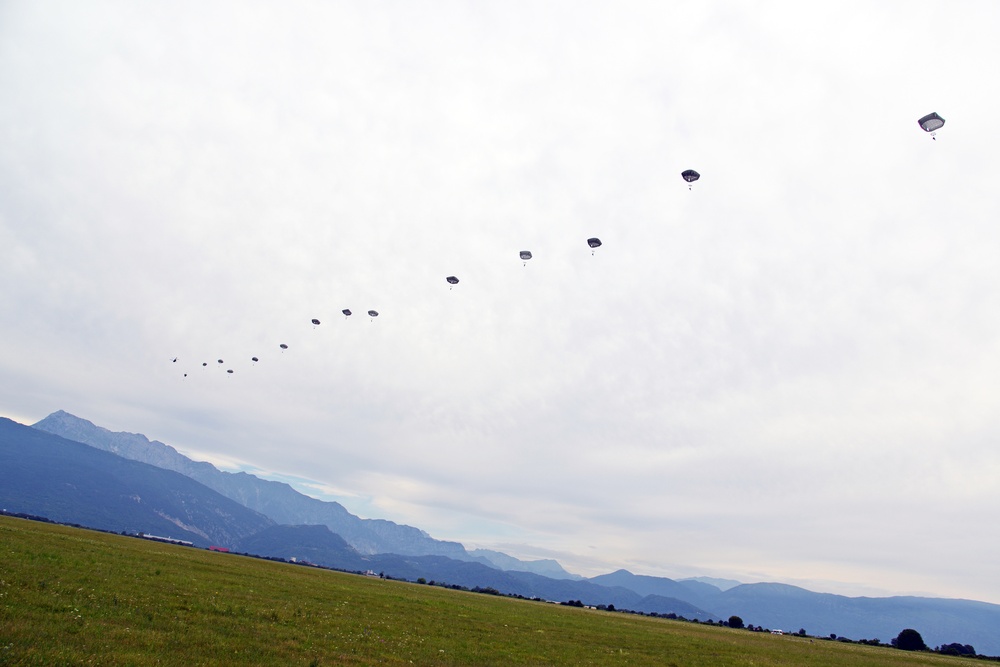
0,516,981,666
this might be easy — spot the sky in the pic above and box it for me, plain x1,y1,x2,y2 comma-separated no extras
2,0,1000,603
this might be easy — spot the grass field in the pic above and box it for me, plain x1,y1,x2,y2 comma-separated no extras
0,515,983,666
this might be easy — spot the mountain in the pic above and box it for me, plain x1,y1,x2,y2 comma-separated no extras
592,571,1000,656
19,411,1000,655
713,582,1000,656
680,576,742,591
31,411,574,577
236,524,368,569
32,411,469,558
589,569,722,610
468,549,583,580
0,417,272,546
231,525,709,617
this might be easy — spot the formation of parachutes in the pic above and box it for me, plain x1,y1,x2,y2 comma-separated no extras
172,113,944,379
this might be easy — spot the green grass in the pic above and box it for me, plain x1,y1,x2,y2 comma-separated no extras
0,515,982,666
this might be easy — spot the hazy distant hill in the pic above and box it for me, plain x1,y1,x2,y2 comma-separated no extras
33,411,468,558
232,525,709,617
0,417,272,546
468,548,582,580
18,411,1000,655
592,572,1000,655
32,410,572,578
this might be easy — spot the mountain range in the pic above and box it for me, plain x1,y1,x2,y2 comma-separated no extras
5,411,1000,655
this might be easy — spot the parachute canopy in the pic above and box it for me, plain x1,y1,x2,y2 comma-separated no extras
918,112,945,133
202,362,208,367
520,250,532,261
681,169,700,183
279,343,288,350
342,309,352,317
368,310,379,317
251,356,259,362
587,237,602,249
311,318,321,326
227,369,234,374
446,276,459,285
217,359,224,364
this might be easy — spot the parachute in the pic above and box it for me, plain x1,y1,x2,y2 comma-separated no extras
217,359,224,364
279,343,288,350
368,310,379,318
227,369,234,374
587,237,602,255
520,250,532,266
342,309,352,317
311,318,321,326
681,169,700,189
202,362,208,367
251,356,259,363
446,276,459,290
918,112,945,139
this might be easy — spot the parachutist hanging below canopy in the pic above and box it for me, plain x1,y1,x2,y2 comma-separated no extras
918,112,945,139
681,169,700,189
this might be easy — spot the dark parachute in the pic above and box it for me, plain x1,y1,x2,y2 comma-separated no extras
681,169,700,182
227,369,234,374
311,318,321,326
446,276,459,288
217,359,224,364
918,112,945,139
368,310,379,318
202,362,208,367
342,309,352,317
520,250,532,266
279,343,288,350
251,356,259,363
587,238,602,255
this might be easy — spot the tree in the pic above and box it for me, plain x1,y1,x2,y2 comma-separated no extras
893,629,928,651
727,616,744,629
938,643,975,656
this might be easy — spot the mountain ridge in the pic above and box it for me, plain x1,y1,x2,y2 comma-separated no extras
15,411,1000,655
31,410,577,578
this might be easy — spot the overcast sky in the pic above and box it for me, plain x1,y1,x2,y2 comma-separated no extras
3,0,1000,603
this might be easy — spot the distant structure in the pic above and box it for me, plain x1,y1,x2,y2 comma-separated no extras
139,533,193,547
